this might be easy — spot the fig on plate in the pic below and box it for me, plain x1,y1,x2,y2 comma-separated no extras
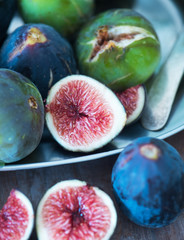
0,0,17,44
0,69,44,163
0,189,34,240
115,84,146,125
18,0,95,39
0,23,77,99
36,179,117,240
76,9,161,91
45,74,127,152
111,137,184,228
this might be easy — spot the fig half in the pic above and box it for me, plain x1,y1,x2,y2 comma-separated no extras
46,75,126,152
0,189,34,240
115,85,146,125
36,179,117,240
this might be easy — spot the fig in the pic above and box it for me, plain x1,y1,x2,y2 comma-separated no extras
75,9,161,91
36,179,117,240
0,0,17,43
18,0,95,39
45,74,127,152
111,137,184,228
115,84,146,125
0,69,44,163
0,23,77,99
0,189,34,239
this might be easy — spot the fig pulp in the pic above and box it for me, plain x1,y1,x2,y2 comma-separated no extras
0,189,34,240
46,75,127,152
18,0,95,39
0,69,44,163
0,23,77,99
76,9,161,91
115,85,146,125
36,179,117,240
112,137,184,228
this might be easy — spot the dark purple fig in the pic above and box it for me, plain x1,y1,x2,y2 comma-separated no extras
0,23,77,99
0,69,44,163
112,137,184,228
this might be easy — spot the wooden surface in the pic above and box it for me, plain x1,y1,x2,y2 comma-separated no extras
1,130,184,240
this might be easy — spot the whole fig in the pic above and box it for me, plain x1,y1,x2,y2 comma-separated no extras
0,69,44,163
76,9,161,91
112,137,184,228
0,23,77,99
18,0,94,39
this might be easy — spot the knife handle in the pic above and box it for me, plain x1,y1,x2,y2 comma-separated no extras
141,29,184,131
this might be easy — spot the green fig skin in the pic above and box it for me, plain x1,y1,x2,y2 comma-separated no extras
18,0,95,39
0,69,44,163
76,9,161,91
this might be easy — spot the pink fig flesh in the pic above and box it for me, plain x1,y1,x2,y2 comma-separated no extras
115,85,146,125
46,75,126,152
42,185,111,239
0,190,34,240
47,80,113,146
36,180,117,240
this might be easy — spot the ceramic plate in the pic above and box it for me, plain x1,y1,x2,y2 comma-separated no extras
1,0,184,171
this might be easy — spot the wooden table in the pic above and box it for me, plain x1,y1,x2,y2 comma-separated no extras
1,130,184,240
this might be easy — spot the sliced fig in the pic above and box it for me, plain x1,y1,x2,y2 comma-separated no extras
0,189,34,240
36,179,117,240
115,85,146,125
45,74,126,152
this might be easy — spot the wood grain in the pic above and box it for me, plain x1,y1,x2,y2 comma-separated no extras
0,130,184,240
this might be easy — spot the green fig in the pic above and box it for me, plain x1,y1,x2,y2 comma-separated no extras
76,9,161,91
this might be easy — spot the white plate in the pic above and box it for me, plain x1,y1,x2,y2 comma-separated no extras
1,0,184,171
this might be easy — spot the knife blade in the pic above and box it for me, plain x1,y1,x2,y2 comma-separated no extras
141,29,184,131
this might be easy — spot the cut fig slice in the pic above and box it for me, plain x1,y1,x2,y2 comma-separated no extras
36,179,117,240
115,85,146,125
0,189,34,240
46,74,126,152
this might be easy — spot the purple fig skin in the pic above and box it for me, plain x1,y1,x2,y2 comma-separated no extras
0,23,77,100
112,137,184,228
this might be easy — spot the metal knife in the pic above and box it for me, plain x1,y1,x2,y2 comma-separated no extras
141,29,184,131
